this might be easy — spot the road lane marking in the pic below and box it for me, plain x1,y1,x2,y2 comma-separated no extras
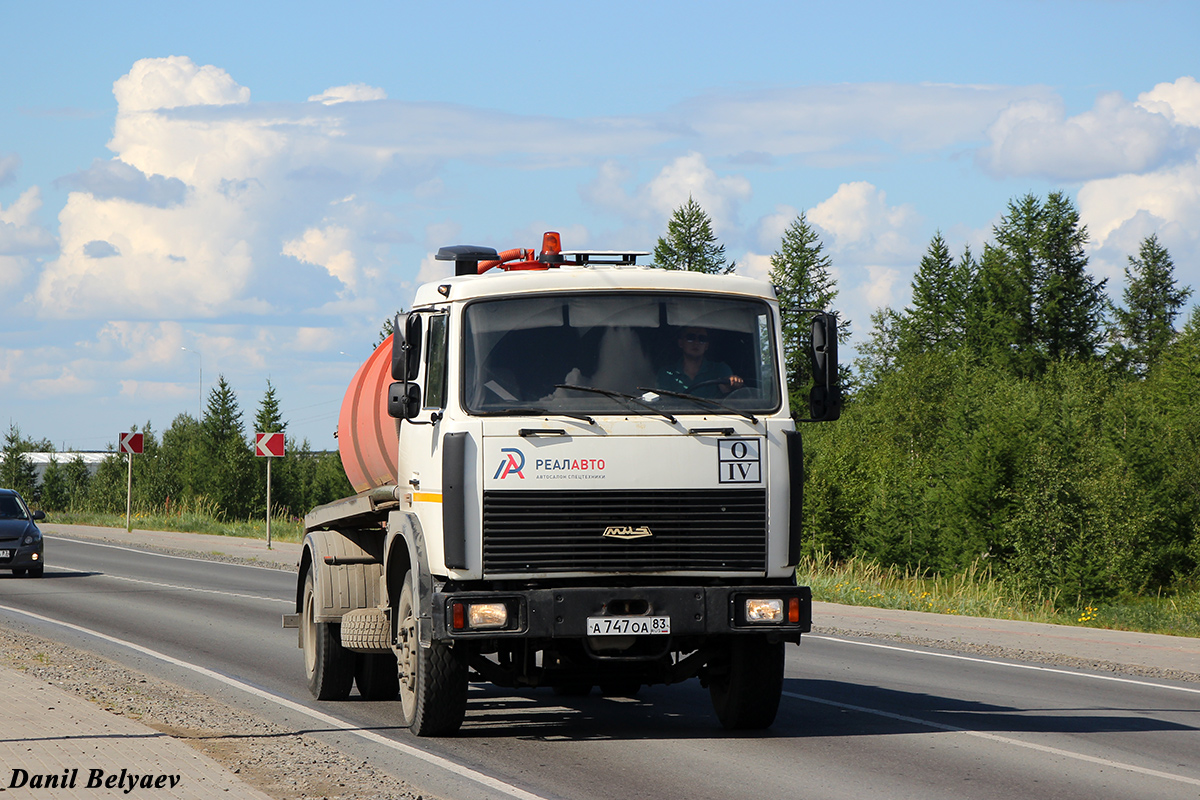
783,689,1200,788
0,603,551,800
76,571,291,605
46,535,292,572
807,634,1200,695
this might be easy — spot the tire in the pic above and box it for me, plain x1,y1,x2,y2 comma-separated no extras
11,568,26,577
395,571,468,735
27,565,43,578
356,653,399,700
301,569,355,700
709,636,784,730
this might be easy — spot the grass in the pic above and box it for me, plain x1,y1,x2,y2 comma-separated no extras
48,497,306,544
798,550,1200,638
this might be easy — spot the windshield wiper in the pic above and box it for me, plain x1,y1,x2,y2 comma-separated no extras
483,407,597,425
636,386,758,425
554,384,678,424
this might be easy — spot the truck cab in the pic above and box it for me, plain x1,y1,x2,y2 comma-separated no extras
291,234,841,735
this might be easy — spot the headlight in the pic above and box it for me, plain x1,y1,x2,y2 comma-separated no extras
745,598,784,623
468,603,509,629
23,534,40,545
450,600,511,631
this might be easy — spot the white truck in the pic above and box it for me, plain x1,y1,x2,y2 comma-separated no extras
285,232,842,735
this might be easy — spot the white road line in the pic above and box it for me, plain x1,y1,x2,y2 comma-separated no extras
783,689,1200,788
70,571,291,605
46,534,291,572
0,603,551,800
807,634,1200,695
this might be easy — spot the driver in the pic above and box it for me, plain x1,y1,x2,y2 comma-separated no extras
656,327,743,398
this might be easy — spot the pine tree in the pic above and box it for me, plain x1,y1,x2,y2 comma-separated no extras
1036,191,1106,362
40,455,67,510
62,454,92,510
198,376,253,518
768,213,840,386
255,379,286,434
902,233,973,354
1,423,38,498
1113,234,1192,376
854,307,904,391
653,196,735,274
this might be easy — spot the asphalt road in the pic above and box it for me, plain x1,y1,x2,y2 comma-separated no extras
2,534,1199,800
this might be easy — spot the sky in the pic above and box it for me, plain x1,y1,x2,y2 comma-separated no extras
3,0,1199,453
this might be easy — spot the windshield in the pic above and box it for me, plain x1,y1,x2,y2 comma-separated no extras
0,494,29,520
463,293,780,416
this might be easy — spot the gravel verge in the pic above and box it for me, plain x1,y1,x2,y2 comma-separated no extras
1,621,431,800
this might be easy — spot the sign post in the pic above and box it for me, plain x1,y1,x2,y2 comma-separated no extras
255,432,285,549
118,432,144,532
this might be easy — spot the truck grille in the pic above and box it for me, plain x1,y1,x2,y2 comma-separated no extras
482,489,767,574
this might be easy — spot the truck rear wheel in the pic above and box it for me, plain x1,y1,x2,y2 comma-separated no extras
709,636,784,730
301,569,355,700
395,571,468,735
356,653,399,700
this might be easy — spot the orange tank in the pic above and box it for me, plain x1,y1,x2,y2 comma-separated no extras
338,335,399,493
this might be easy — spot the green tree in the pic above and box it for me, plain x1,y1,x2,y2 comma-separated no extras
768,213,840,388
1036,191,1107,362
653,196,735,274
198,375,254,518
1112,234,1193,376
1,423,38,498
853,307,903,391
901,233,973,355
966,196,1042,376
40,455,68,510
62,454,92,510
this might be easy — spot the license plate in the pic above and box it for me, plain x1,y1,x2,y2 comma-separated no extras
586,616,670,636
0,550,10,559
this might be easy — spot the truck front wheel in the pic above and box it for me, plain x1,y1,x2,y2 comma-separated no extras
301,568,355,700
395,571,468,735
708,636,785,730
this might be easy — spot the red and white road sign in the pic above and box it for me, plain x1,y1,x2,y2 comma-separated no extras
256,432,285,457
118,432,144,454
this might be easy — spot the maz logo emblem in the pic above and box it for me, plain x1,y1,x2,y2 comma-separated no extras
602,526,653,541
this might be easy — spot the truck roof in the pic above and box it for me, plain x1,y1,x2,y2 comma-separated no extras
411,264,778,308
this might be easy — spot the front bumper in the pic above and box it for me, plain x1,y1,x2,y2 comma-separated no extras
432,584,812,641
0,538,43,571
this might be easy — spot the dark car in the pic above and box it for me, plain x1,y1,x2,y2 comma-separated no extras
0,488,44,578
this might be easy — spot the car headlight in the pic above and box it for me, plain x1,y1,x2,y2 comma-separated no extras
23,533,40,545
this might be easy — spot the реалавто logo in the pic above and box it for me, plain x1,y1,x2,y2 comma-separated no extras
494,448,525,479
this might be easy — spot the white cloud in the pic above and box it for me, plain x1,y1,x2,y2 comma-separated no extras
979,81,1200,181
0,186,56,291
808,182,920,262
308,84,387,105
673,83,1057,161
282,224,363,293
1136,76,1200,127
113,55,250,112
583,153,751,234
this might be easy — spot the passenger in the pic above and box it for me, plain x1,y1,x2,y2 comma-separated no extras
656,327,743,398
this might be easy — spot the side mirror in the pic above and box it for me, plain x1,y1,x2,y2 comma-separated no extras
388,381,422,420
391,312,408,381
32,510,45,521
405,314,423,381
807,312,843,421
